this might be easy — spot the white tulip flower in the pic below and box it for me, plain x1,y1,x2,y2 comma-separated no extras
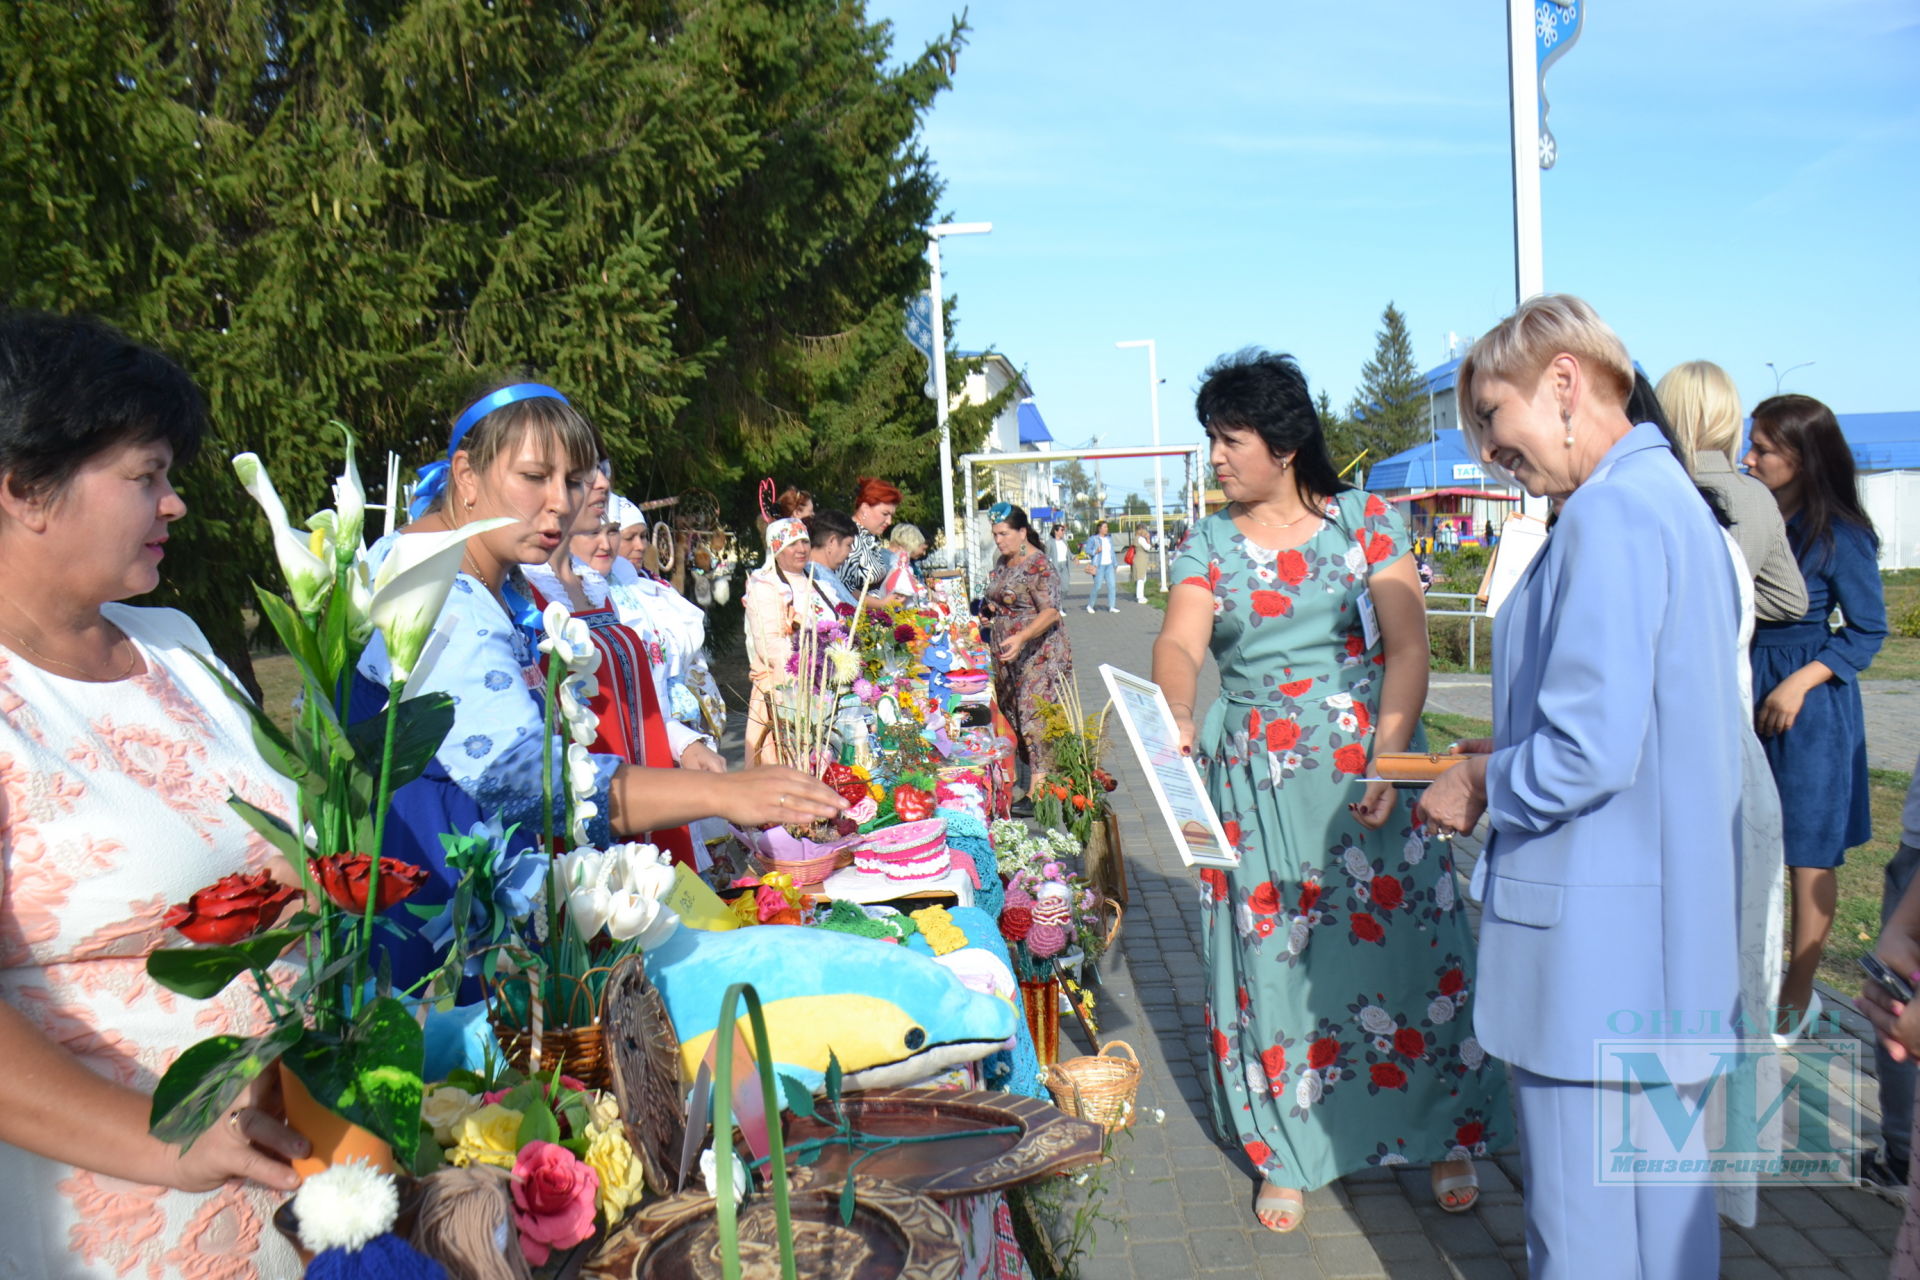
233,453,332,615
561,848,613,938
367,518,516,683
699,1148,748,1206
569,800,600,847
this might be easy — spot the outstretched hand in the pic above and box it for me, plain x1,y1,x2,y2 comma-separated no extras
713,767,844,828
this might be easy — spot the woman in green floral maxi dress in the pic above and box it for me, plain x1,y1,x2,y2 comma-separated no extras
1155,350,1507,1233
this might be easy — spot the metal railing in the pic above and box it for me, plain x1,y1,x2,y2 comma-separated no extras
1425,591,1490,670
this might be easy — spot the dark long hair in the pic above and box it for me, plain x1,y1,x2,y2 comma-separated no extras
993,503,1044,554
1750,393,1876,563
1194,349,1349,506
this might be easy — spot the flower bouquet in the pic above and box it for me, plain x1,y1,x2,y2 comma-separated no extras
415,1068,647,1264
483,605,683,1086
146,429,513,1171
1029,678,1115,846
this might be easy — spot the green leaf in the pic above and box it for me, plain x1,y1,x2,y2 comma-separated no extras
282,996,425,1167
146,928,301,999
411,1129,445,1177
839,1170,858,1226
256,588,355,762
346,692,455,792
442,1068,490,1095
516,1099,561,1148
825,1051,842,1107
149,1022,304,1147
779,1073,816,1120
226,796,310,865
795,1145,822,1167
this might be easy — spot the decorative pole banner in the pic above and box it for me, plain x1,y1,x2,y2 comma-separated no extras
757,477,777,523
904,290,937,400
1536,0,1583,170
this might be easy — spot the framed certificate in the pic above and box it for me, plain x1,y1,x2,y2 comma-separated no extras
1097,664,1240,870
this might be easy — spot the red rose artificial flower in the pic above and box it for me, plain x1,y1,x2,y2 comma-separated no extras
1261,1045,1287,1079
1370,874,1405,912
1438,968,1466,996
511,1141,600,1266
893,786,935,822
1278,678,1315,698
1350,912,1385,943
1250,590,1292,619
999,906,1033,942
1198,868,1229,902
1244,1139,1272,1166
309,853,428,914
1333,744,1369,776
1297,881,1323,913
1370,1062,1408,1090
1394,1027,1427,1059
1275,549,1309,586
1247,882,1283,915
1307,1037,1339,1070
1364,494,1388,518
161,871,300,945
1456,1121,1485,1147
1265,719,1302,752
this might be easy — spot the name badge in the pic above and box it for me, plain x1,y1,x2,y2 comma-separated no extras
1357,590,1381,650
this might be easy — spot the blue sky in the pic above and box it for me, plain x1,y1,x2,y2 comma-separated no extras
870,0,1920,501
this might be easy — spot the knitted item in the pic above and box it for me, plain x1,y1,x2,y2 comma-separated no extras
998,906,1033,943
814,897,915,944
411,1166,532,1280
307,1236,449,1279
911,906,968,956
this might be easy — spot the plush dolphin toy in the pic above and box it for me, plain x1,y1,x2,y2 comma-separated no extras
642,924,1017,1091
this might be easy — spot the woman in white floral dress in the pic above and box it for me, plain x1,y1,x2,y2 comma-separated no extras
0,312,306,1278
1154,350,1507,1234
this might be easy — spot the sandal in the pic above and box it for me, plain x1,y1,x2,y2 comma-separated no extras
1254,1180,1305,1233
1431,1159,1480,1214
1773,992,1823,1048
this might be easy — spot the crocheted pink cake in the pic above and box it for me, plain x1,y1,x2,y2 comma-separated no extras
850,818,951,882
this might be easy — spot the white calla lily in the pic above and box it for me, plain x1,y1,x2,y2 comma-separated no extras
368,518,516,683
559,675,600,746
331,426,366,564
233,453,331,615
539,603,600,676
345,560,374,645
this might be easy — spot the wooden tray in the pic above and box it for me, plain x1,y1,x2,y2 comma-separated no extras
1372,751,1472,782
782,1087,1105,1198
585,1173,961,1280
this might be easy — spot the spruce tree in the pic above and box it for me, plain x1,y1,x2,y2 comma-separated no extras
1346,303,1431,465
0,0,971,671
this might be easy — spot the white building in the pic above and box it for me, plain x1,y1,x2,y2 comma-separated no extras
957,352,1057,517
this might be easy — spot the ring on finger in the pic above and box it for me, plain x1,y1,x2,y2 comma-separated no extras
227,1108,246,1132
778,794,789,807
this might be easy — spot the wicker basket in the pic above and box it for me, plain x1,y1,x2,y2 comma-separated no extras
1044,1040,1141,1132
487,969,615,1090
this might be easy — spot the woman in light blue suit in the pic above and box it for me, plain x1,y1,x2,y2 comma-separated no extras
1420,296,1747,1280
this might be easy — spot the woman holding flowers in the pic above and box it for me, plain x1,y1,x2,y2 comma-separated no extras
365,383,839,954
0,311,306,1277
984,503,1071,800
743,517,837,764
1151,349,1503,1234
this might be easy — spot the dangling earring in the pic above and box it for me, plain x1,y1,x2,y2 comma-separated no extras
1562,411,1574,447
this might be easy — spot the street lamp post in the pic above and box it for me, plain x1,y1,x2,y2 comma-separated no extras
927,221,992,571
1766,360,1815,394
1116,339,1169,595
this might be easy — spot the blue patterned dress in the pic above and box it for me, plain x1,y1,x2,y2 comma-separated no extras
1170,490,1507,1190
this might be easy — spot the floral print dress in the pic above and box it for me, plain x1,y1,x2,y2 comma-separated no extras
985,551,1071,781
0,606,301,1278
1171,491,1506,1191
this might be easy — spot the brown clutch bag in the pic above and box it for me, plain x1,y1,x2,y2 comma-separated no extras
1372,752,1471,782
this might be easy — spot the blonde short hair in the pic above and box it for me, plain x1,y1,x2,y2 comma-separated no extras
1655,361,1743,467
1456,295,1634,451
888,522,927,555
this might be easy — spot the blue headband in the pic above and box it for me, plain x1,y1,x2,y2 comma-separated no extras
409,383,571,519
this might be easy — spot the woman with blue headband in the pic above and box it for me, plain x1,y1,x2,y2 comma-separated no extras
359,381,840,981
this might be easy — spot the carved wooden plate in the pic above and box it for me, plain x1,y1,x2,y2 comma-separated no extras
783,1088,1105,1198
585,1173,961,1280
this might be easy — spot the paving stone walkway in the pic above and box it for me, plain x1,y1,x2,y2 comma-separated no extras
1051,599,1907,1279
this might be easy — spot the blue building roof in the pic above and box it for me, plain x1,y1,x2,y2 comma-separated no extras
1365,430,1499,490
1016,398,1052,445
1831,411,1920,471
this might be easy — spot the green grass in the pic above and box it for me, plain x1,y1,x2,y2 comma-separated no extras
1420,712,1493,746
255,652,301,737
1820,766,1914,999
